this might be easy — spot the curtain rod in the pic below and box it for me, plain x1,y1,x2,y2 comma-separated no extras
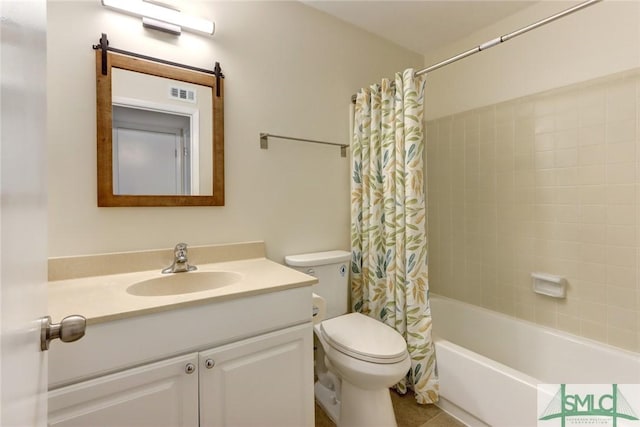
351,0,602,103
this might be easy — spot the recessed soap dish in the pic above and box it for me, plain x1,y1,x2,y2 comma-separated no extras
531,272,567,298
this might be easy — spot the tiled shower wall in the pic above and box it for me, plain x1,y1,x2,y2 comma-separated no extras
426,69,640,353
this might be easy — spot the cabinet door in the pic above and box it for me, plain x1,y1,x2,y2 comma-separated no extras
199,323,314,427
48,353,199,427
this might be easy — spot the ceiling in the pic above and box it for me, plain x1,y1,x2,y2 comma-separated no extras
302,1,539,56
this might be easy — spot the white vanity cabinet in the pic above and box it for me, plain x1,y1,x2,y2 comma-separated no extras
48,286,315,427
199,324,312,426
49,353,200,427
48,323,312,427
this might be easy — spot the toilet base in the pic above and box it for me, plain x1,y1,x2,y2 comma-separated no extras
315,381,340,424
338,381,397,427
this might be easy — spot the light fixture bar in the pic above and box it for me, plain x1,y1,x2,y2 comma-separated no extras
142,17,181,35
101,0,215,36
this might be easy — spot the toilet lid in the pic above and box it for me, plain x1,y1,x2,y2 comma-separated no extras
320,313,408,364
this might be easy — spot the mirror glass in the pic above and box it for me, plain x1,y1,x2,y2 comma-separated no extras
112,69,213,196
96,51,224,206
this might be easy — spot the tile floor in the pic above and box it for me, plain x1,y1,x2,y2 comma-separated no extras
314,390,465,427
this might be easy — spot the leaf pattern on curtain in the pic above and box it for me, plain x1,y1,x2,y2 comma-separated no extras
351,68,438,404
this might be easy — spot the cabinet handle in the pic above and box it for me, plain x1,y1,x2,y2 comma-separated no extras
185,363,196,374
205,359,215,369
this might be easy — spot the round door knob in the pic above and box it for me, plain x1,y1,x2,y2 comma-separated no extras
205,359,215,369
40,315,87,351
58,315,86,343
185,363,196,374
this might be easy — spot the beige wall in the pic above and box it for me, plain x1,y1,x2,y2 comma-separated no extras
424,1,640,120
425,2,640,352
47,1,421,260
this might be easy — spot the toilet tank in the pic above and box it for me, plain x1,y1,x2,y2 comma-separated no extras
284,250,351,319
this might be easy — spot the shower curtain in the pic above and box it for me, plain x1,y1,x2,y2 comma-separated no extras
350,68,438,404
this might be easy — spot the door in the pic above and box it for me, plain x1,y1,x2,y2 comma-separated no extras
113,126,183,195
0,1,48,426
48,353,199,427
199,324,314,427
112,104,193,196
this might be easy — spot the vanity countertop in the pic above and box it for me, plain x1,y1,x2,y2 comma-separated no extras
48,257,317,325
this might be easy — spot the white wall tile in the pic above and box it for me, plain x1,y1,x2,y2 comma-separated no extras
427,70,640,352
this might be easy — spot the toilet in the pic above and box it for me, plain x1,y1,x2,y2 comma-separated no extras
285,250,411,427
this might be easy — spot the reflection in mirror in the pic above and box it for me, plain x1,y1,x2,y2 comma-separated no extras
111,68,213,196
96,51,224,206
112,105,195,195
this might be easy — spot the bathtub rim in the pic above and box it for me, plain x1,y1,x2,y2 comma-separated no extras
430,293,640,360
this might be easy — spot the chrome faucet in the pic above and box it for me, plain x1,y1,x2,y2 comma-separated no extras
162,243,197,274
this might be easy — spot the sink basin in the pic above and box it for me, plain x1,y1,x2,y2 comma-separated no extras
126,271,243,296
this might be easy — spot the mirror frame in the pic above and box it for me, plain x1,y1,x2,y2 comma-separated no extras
96,51,224,206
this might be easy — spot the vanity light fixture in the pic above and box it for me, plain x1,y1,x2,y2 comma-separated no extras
101,0,215,36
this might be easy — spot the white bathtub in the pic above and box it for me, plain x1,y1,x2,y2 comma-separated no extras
430,295,640,427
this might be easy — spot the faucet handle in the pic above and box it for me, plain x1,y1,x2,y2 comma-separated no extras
175,242,188,257
162,243,196,273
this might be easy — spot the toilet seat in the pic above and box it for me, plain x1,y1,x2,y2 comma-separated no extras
320,312,408,364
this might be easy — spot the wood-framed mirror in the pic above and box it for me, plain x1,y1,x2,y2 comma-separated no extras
96,48,224,206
